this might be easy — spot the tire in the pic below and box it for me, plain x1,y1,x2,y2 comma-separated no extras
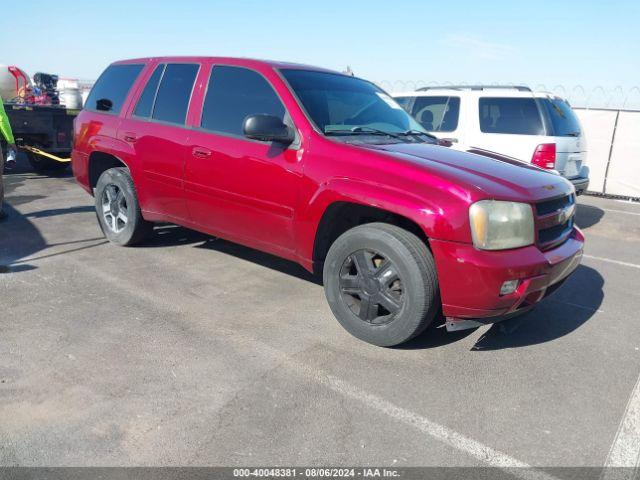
94,167,153,246
323,223,439,347
26,152,70,172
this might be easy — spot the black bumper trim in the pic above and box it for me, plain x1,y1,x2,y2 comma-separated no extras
569,177,589,194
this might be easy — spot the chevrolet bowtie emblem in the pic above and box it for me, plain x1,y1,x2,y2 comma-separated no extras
558,204,575,223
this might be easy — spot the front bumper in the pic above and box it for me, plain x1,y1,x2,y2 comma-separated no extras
430,228,584,329
569,176,589,195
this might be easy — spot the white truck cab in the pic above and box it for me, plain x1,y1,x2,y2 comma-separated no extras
393,86,589,194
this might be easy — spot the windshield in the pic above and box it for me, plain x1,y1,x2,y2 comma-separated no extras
543,98,582,136
280,69,426,136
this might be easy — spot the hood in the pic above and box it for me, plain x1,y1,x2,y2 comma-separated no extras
361,142,573,202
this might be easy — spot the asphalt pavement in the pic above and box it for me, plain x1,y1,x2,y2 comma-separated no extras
1,157,639,474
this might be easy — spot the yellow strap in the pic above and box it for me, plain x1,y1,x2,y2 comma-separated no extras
20,146,71,163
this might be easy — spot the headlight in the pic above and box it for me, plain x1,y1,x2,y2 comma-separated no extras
469,200,534,250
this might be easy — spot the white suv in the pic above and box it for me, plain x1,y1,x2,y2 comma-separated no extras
392,86,590,194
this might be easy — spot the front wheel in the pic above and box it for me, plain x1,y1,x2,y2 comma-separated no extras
95,167,153,246
323,223,439,347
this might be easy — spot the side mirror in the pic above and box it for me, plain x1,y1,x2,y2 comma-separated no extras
243,114,294,144
95,98,113,112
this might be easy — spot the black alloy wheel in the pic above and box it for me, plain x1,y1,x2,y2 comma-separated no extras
339,249,405,325
323,222,439,347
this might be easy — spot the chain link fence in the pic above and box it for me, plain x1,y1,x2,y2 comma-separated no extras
377,81,640,111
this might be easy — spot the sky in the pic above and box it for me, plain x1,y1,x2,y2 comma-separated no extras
1,0,638,99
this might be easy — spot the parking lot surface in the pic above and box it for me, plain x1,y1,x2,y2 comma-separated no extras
1,158,639,471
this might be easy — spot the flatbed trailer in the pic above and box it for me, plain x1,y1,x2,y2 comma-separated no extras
3,102,78,172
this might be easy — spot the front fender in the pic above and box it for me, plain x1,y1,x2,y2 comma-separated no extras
295,177,471,267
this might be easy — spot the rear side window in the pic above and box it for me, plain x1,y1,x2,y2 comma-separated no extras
479,97,544,135
542,98,581,136
134,64,164,118
84,64,143,114
411,96,460,132
152,63,199,125
200,65,285,136
394,96,412,110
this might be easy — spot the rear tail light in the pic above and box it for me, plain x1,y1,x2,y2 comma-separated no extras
532,143,556,169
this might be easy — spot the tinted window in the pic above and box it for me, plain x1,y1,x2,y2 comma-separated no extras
281,69,425,134
479,97,544,135
201,66,285,135
85,64,143,114
543,98,581,136
134,64,164,118
394,96,412,110
152,63,199,125
411,96,460,132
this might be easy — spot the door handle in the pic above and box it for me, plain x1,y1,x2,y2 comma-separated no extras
192,146,212,158
123,132,137,143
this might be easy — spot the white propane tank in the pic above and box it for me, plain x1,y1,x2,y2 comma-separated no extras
57,77,83,109
0,64,32,101
59,88,83,109
57,77,79,90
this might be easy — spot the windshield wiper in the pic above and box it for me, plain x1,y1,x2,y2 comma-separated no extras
325,126,404,140
399,129,439,142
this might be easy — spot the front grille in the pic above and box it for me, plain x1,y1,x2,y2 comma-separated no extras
536,195,573,216
535,194,575,250
538,218,574,244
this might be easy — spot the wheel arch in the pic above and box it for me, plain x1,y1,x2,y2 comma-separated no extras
88,151,130,191
299,176,446,275
310,200,431,275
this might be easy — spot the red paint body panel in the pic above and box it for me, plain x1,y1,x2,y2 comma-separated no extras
431,228,584,318
72,56,584,321
117,118,190,222
184,128,301,254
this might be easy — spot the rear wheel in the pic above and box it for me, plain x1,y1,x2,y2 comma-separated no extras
323,223,439,347
95,167,153,246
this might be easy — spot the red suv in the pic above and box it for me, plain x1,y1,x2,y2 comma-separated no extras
72,57,584,346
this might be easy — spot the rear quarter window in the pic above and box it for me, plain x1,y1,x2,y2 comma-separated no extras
84,64,144,115
543,98,581,136
479,97,545,135
394,96,412,110
411,96,460,132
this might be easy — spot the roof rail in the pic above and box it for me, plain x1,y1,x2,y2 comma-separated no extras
416,85,532,92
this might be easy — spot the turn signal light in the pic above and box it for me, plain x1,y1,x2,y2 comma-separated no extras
532,143,556,169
